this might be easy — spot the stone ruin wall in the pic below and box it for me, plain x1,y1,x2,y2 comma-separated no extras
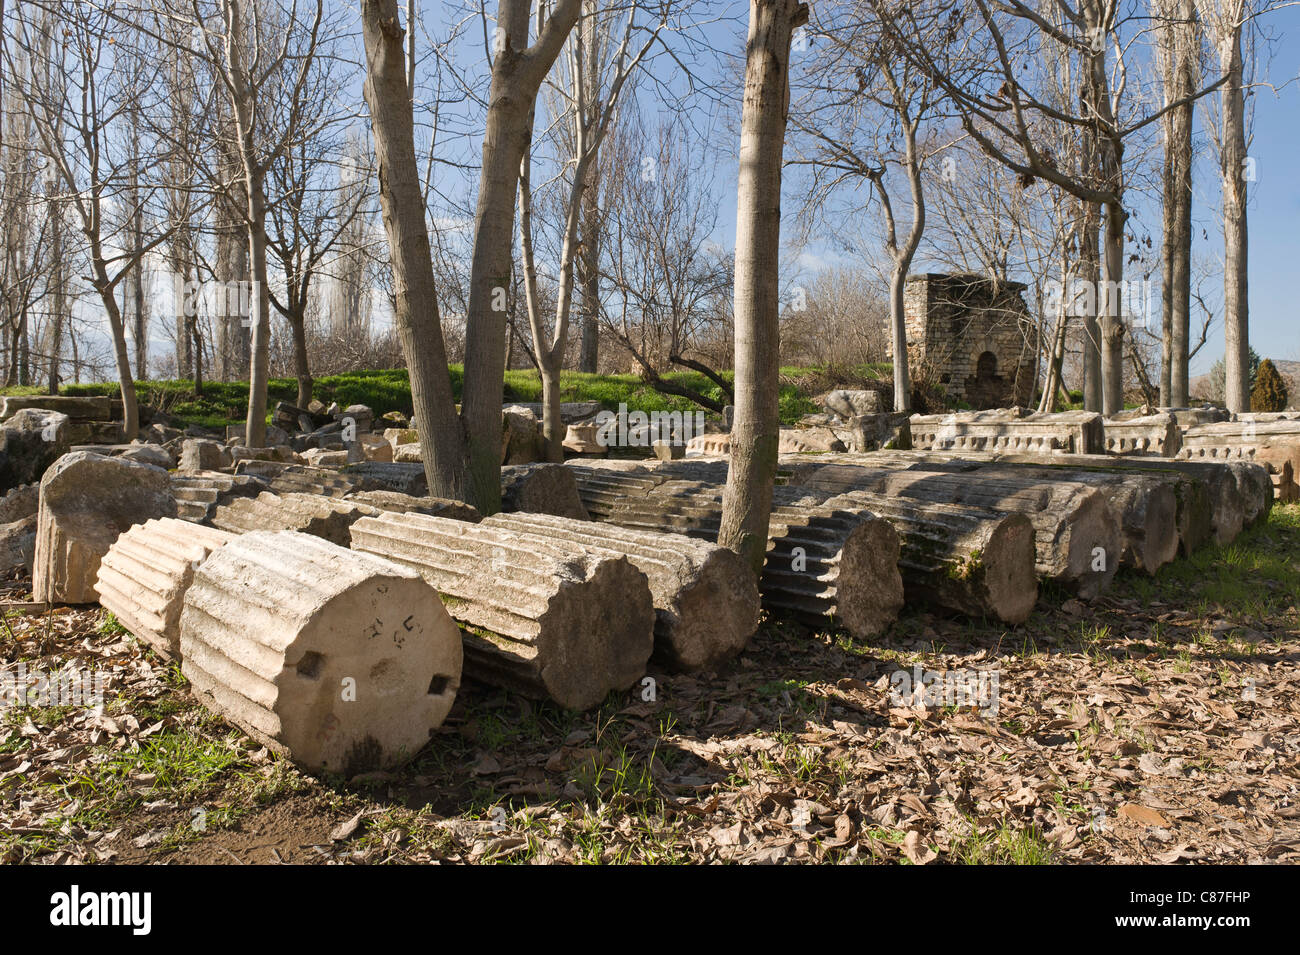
899,274,1039,410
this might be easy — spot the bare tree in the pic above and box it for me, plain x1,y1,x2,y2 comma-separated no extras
794,1,952,411
1197,0,1259,412
519,0,663,459
460,0,581,513
883,0,1225,414
265,68,370,407
360,0,467,500
5,1,178,438
598,114,733,410
1156,0,1200,406
718,0,809,574
188,0,326,445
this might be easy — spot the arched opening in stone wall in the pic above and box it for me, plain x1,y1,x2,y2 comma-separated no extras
965,350,1006,409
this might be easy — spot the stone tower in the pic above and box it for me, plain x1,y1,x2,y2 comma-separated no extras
897,273,1039,410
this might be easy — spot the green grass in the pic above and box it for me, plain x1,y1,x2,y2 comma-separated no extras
1115,504,1300,620
950,819,1058,864
3,363,885,430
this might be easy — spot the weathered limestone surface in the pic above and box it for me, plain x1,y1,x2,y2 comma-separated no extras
566,461,736,521
180,531,461,774
816,490,1038,624
384,427,419,452
484,512,760,671
0,395,111,421
213,491,380,545
0,514,36,576
33,452,177,603
991,452,1262,544
685,433,731,456
345,490,481,522
563,422,606,455
301,449,350,468
1102,414,1182,457
119,442,175,469
170,471,266,524
937,465,1176,574
653,439,685,461
604,482,905,639
95,518,236,660
350,512,654,710
1180,420,1300,504
263,463,359,498
843,413,912,452
358,433,393,463
341,462,429,496
910,410,1104,455
0,482,39,575
509,401,603,424
799,455,1178,575
859,450,1253,550
500,464,589,520
568,464,663,520
786,463,1121,596
234,444,298,464
502,407,545,464
0,482,39,525
0,484,40,574
824,388,890,418
779,427,846,454
0,409,71,492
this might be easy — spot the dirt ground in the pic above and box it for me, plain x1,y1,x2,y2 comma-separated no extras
3,505,1297,865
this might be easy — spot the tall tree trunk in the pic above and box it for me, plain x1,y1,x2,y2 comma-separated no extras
129,166,147,379
289,307,313,408
460,0,581,515
888,266,910,410
360,0,466,499
1078,205,1103,412
173,242,193,382
577,182,601,373
47,197,63,394
1220,23,1250,413
1100,197,1126,415
1039,257,1070,413
89,243,139,439
1158,0,1196,407
242,174,272,447
190,314,203,396
221,0,272,447
718,0,808,574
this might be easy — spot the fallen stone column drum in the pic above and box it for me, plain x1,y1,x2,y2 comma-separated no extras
786,464,1121,597
180,530,461,774
605,482,905,639
484,511,759,671
213,491,380,546
33,451,177,603
350,512,654,710
95,518,237,660
818,490,1038,624
500,463,589,520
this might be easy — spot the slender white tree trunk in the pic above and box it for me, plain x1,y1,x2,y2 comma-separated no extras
718,0,808,574
1220,24,1250,412
360,0,466,498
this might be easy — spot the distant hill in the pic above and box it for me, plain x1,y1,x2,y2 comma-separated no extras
1190,358,1299,408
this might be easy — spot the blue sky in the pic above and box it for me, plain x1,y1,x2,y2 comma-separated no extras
1227,3,1300,370
120,0,1297,380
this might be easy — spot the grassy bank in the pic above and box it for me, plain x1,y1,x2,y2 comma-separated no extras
1,363,894,430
